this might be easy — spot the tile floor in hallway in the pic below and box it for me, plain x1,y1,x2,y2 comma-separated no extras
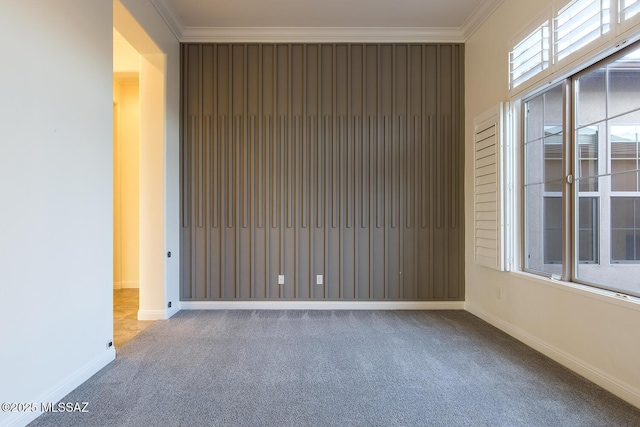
113,289,154,348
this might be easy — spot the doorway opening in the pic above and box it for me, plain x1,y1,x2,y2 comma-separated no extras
113,27,152,347
113,0,169,348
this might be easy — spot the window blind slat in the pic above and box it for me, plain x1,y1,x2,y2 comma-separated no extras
476,192,497,204
556,0,599,31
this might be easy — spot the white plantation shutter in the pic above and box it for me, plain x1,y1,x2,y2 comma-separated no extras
510,22,550,90
554,0,611,62
474,104,511,271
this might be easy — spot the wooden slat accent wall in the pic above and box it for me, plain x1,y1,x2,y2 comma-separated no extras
180,43,464,301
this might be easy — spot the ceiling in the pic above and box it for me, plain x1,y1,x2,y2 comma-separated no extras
149,0,505,42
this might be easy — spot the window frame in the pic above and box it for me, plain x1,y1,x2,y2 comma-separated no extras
521,81,571,279
519,41,640,296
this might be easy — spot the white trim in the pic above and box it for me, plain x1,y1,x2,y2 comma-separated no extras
147,0,503,43
180,301,464,310
138,309,169,320
461,0,506,40
2,350,115,427
465,302,640,409
510,270,640,311
165,301,181,318
113,281,139,289
149,0,185,41
180,27,466,43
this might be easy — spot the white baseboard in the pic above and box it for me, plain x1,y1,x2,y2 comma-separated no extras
138,309,167,320
113,281,139,290
138,301,182,320
2,349,115,427
166,302,181,319
465,302,640,409
180,301,465,310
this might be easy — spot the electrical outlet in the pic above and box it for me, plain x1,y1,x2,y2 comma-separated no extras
278,275,285,285
497,287,502,300
316,274,323,285
106,340,113,349
168,301,172,308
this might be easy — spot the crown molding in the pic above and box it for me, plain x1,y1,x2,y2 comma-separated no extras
149,0,185,41
148,0,504,43
461,0,505,40
180,26,466,43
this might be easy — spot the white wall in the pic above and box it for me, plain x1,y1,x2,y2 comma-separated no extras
0,1,115,426
465,0,640,408
113,28,141,74
139,53,168,316
113,80,140,289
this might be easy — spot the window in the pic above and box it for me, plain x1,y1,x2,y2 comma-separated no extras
524,84,564,276
540,196,600,264
525,110,599,267
578,197,599,263
543,197,563,264
510,0,633,91
523,42,640,297
555,0,611,62
578,126,599,191
611,198,640,261
510,22,550,89
611,125,640,192
610,124,640,262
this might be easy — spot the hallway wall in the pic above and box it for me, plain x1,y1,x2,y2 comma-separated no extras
113,80,140,289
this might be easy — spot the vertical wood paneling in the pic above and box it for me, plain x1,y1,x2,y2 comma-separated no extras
181,43,464,301
211,113,219,228
184,116,194,229
197,118,204,228
302,46,308,230
347,46,353,231
272,116,278,228
359,116,366,228
408,116,415,229
451,48,460,231
190,114,196,299
309,115,316,298
361,45,368,231
406,46,412,230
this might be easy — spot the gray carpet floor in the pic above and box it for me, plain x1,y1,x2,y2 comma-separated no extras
30,310,640,426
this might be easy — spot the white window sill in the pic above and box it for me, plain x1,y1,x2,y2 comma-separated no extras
508,269,640,312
